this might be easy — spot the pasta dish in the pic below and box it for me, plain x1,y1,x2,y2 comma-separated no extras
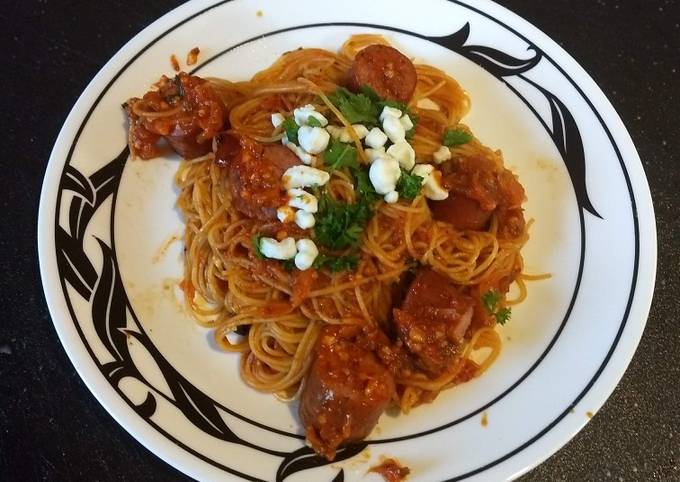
124,35,533,460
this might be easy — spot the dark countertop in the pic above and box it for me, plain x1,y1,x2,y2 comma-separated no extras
1,0,678,480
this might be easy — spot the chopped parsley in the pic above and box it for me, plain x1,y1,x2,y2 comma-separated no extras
282,117,299,144
323,138,358,170
282,258,296,271
252,234,265,260
396,169,423,200
442,128,472,147
313,254,360,272
481,289,512,325
314,194,372,250
327,87,379,125
354,168,381,204
307,115,323,127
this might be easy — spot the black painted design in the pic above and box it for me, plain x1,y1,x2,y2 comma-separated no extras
276,443,367,482
430,23,542,77
49,8,639,481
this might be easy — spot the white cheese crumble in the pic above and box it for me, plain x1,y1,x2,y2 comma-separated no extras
369,156,401,195
298,126,330,154
412,164,449,200
282,136,315,165
271,113,285,128
364,147,386,163
283,165,331,189
365,127,388,149
432,145,452,164
382,115,406,144
294,210,316,229
384,191,399,204
276,206,295,223
379,106,403,123
400,114,414,131
259,237,297,260
386,141,416,170
293,104,328,127
287,188,318,213
295,239,319,270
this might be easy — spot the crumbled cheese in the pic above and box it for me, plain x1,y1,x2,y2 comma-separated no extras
271,113,285,128
282,140,315,165
327,124,369,143
283,165,331,189
287,188,318,213
384,191,399,204
293,104,328,127
294,210,316,229
276,206,295,223
432,145,452,164
379,106,403,123
412,164,449,200
382,115,406,144
364,127,388,149
295,238,319,270
259,237,297,260
386,141,416,170
365,147,386,163
298,126,330,154
369,156,401,195
400,114,414,131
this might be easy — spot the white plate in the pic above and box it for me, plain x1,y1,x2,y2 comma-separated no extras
37,0,656,480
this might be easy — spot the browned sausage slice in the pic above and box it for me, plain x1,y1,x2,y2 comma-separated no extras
299,325,395,460
346,45,417,103
393,269,474,376
227,139,300,220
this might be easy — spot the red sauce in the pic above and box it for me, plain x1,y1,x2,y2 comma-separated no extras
369,458,410,482
186,47,200,66
170,54,180,72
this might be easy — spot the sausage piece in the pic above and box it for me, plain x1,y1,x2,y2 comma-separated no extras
125,73,226,159
393,269,474,376
299,325,395,460
227,139,300,220
432,155,526,238
346,45,417,103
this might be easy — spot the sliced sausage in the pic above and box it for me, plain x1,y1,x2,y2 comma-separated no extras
125,73,226,160
433,155,526,236
393,269,474,376
346,45,417,103
299,325,395,461
228,139,300,220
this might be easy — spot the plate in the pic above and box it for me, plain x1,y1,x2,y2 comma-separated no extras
37,0,656,480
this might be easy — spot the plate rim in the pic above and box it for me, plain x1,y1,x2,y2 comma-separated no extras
37,0,657,480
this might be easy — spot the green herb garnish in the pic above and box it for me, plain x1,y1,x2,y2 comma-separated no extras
252,234,265,260
327,87,379,125
307,115,322,127
312,254,360,272
314,194,372,250
442,128,472,147
354,168,381,204
282,117,300,144
282,258,296,271
324,138,358,171
396,169,424,200
481,289,512,325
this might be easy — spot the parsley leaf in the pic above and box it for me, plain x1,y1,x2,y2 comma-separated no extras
282,117,299,144
314,194,373,250
313,254,360,272
324,138,358,170
481,289,512,325
354,168,381,204
252,234,265,260
327,87,379,125
495,307,512,325
442,128,472,147
282,258,296,271
359,85,381,102
396,169,424,200
307,115,322,127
